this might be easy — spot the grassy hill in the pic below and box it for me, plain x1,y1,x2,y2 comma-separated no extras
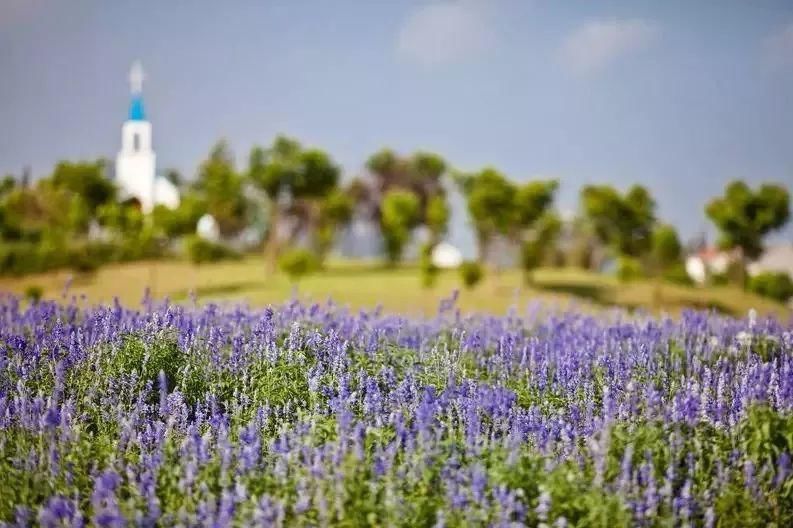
0,257,789,319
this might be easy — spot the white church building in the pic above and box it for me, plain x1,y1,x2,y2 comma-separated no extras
115,61,179,213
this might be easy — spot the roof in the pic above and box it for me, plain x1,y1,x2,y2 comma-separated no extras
128,95,146,121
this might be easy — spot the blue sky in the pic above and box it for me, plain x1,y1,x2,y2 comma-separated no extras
1,0,792,249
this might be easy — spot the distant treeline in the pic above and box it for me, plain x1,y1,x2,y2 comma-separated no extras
1,136,790,300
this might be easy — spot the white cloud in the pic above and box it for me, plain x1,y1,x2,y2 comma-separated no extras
396,1,494,66
764,22,793,70
559,19,658,76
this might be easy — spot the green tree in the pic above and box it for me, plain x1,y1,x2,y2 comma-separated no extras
425,194,450,243
459,168,516,263
248,136,342,269
380,189,421,265
515,180,559,228
365,148,450,257
195,141,248,237
0,175,15,197
316,189,354,262
647,223,685,300
97,202,145,237
1,180,75,240
650,224,682,274
581,184,656,259
151,194,207,238
520,212,562,284
706,181,790,261
50,160,116,214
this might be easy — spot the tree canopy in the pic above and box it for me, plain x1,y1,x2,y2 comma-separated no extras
195,141,248,237
362,148,450,263
463,168,516,258
380,189,421,264
50,160,116,214
650,223,682,272
580,184,656,258
706,181,790,260
460,169,558,265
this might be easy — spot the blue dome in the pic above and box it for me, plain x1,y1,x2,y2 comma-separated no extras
128,95,146,121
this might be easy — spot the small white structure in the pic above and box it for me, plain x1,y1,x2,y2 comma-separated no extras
685,247,738,285
431,241,463,269
115,61,180,213
685,255,708,285
196,214,220,243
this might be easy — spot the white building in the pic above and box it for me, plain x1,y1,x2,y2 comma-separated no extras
115,61,179,213
685,247,737,285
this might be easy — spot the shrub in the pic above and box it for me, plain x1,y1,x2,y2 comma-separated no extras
459,260,483,289
0,242,42,276
184,235,239,265
663,262,693,286
67,242,117,274
23,285,43,303
748,271,793,303
278,247,318,283
616,256,643,282
711,260,746,287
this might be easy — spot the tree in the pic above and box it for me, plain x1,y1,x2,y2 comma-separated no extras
98,201,146,237
520,212,562,284
458,170,559,271
460,168,516,263
515,180,559,228
1,180,75,240
195,141,248,237
580,184,656,258
380,189,421,265
364,148,450,260
151,195,207,238
647,223,685,300
706,181,790,261
514,180,559,280
425,194,450,244
316,188,354,262
650,224,682,274
50,160,116,214
248,136,342,269
0,175,15,197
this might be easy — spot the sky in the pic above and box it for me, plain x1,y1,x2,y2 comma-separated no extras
1,0,793,252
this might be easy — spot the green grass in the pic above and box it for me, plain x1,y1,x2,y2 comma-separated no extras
0,256,789,318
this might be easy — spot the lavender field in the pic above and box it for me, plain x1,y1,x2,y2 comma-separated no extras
1,292,792,527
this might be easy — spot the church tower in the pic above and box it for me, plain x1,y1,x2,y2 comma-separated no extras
115,61,179,213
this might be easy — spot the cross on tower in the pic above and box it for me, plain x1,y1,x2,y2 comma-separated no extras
129,60,144,94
